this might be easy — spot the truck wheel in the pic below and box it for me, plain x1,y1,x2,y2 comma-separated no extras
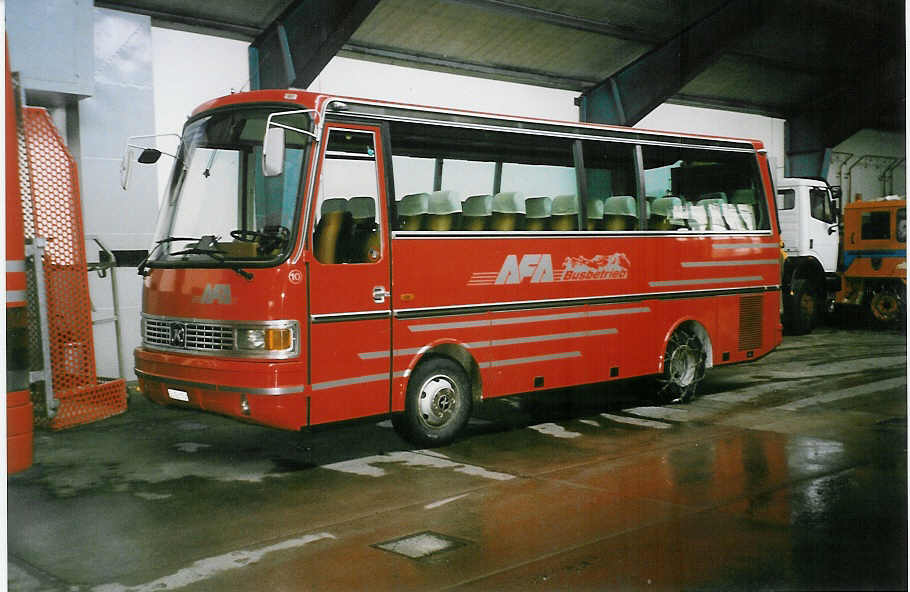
399,358,471,447
656,327,706,404
869,287,905,326
784,278,817,335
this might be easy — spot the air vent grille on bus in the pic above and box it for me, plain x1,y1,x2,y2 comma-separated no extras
738,295,763,351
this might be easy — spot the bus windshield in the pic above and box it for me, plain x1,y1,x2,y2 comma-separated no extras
150,107,313,265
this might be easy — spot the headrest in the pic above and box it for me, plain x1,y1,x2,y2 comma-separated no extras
492,192,525,214
427,190,462,215
321,198,347,215
552,194,579,216
731,189,754,204
604,195,638,217
651,196,683,217
584,198,603,219
525,196,552,219
398,193,429,216
462,194,492,217
698,192,727,205
346,196,375,220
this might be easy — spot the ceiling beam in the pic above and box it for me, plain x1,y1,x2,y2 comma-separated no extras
250,0,380,89
94,1,264,40
578,0,779,126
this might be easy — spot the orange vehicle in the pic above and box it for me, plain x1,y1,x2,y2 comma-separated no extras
131,89,782,445
836,198,906,323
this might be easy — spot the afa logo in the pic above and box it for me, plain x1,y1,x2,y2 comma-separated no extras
194,283,232,305
469,253,630,286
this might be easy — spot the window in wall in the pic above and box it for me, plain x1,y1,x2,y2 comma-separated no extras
641,145,768,232
312,129,381,264
388,120,576,231
579,140,638,231
776,189,795,211
860,210,892,240
809,188,836,223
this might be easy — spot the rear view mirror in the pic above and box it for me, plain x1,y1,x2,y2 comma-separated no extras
262,127,286,177
138,148,162,164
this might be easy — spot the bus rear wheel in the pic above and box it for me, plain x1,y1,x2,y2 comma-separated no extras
399,357,471,447
656,327,706,404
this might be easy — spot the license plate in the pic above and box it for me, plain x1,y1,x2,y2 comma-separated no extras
167,388,189,402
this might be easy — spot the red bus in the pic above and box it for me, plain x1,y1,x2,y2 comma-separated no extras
132,89,782,446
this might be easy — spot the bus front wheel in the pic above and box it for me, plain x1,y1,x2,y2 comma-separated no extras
656,327,706,404
399,357,472,447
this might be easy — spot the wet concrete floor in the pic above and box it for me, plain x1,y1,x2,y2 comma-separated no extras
7,326,907,590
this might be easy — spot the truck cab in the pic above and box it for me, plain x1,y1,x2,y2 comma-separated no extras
777,178,841,333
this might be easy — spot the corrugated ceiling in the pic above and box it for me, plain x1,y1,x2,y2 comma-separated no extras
96,0,904,128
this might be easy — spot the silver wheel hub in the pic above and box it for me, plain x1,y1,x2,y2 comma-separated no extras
418,375,458,428
668,345,698,387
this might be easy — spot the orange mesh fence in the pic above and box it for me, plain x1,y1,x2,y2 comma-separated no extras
22,107,127,429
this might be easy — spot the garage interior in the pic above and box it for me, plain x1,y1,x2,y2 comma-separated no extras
5,1,907,590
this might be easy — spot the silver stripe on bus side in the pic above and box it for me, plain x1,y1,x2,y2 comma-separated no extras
311,310,392,323
6,290,27,303
310,370,408,391
681,259,778,268
6,260,26,272
649,276,763,287
479,351,582,369
359,327,619,360
711,242,780,249
408,306,649,332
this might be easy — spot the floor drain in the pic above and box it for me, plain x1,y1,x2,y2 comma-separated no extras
373,531,469,560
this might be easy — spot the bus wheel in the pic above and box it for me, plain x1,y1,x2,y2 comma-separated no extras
869,288,904,326
657,327,706,404
400,358,471,447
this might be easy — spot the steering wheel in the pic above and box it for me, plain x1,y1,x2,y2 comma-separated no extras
230,229,262,242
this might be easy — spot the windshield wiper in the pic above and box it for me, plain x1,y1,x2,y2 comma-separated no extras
139,235,254,280
138,235,201,277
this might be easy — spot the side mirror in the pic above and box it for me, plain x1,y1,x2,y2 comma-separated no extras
829,185,842,220
262,127,286,177
138,148,162,164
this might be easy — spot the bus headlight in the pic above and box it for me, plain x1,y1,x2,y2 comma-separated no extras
236,324,296,354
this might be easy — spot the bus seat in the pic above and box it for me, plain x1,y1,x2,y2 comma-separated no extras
697,192,728,206
398,192,429,231
650,196,684,230
525,196,552,231
461,194,492,231
705,203,727,230
551,194,580,231
426,190,462,231
346,196,380,262
313,197,349,264
491,191,525,231
604,195,638,231
583,197,603,231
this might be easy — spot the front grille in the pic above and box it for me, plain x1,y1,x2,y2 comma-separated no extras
143,316,235,352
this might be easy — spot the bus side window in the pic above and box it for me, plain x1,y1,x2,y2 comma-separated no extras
642,144,768,232
579,140,639,231
313,129,382,264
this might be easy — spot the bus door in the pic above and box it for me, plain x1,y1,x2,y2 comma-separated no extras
306,124,392,424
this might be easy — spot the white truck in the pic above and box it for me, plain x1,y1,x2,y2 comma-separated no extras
777,177,842,334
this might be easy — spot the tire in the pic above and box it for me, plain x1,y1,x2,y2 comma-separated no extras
655,327,706,404
398,357,472,447
868,286,905,328
783,278,818,335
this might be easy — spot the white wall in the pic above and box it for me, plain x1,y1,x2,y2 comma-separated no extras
829,129,905,203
